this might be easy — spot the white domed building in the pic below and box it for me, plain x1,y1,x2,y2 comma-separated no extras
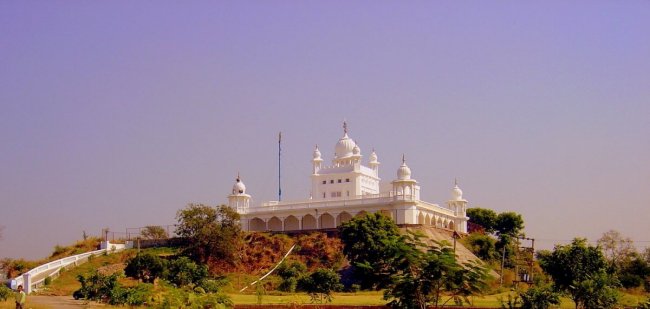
227,123,469,234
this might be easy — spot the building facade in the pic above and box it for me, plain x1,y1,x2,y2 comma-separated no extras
227,123,469,234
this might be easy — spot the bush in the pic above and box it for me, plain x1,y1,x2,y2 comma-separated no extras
298,268,343,303
73,271,154,306
124,252,167,283
166,256,209,287
198,278,227,293
519,285,561,309
0,285,13,301
277,260,307,292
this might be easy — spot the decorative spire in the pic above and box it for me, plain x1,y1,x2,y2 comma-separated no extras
402,153,406,164
236,172,241,182
343,120,348,135
454,178,458,186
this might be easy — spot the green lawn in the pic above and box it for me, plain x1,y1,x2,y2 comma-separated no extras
228,291,648,308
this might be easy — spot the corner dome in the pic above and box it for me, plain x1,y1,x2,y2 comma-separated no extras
397,156,412,180
369,149,379,164
232,176,246,194
451,181,463,201
312,145,322,160
352,144,361,155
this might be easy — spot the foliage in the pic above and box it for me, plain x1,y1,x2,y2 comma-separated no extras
277,260,308,292
73,271,122,302
158,284,232,309
383,236,490,309
141,225,169,240
463,232,498,261
495,212,524,237
175,203,243,265
598,230,635,271
124,252,167,283
0,258,37,278
518,285,561,309
538,238,619,309
618,254,650,289
467,208,498,233
0,285,12,301
237,233,293,273
297,268,343,303
571,272,620,309
295,232,345,270
339,212,402,290
49,237,102,260
167,256,210,287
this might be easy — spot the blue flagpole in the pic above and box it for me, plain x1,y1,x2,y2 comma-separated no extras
278,131,282,202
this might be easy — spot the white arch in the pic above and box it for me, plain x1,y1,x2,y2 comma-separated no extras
284,215,299,231
250,218,266,231
268,217,283,231
303,214,317,230
337,212,352,226
418,212,425,225
320,213,335,229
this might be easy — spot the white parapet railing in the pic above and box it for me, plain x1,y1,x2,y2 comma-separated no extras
10,241,127,294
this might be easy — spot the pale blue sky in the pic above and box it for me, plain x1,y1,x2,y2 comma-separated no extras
1,1,649,259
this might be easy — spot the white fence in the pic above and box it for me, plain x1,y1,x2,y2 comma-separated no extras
10,241,127,294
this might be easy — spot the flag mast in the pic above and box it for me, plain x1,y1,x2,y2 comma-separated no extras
278,131,282,202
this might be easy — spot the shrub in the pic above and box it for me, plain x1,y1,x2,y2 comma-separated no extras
298,268,343,303
74,271,154,306
124,252,167,283
0,285,13,301
277,260,307,292
519,285,561,309
166,256,209,287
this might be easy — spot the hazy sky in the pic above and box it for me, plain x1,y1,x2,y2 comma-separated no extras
1,1,649,260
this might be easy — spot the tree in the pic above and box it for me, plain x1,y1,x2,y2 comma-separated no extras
141,225,169,240
175,203,243,265
124,252,167,283
495,212,524,237
384,237,490,309
618,253,650,289
538,238,619,309
597,230,635,271
467,208,498,233
297,268,343,303
463,233,498,261
338,212,402,290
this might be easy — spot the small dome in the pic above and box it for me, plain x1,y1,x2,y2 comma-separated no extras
369,150,379,164
313,146,322,160
335,133,357,158
352,144,360,155
397,156,411,180
232,176,246,194
451,181,463,200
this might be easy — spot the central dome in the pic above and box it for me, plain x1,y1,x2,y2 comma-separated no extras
335,133,357,158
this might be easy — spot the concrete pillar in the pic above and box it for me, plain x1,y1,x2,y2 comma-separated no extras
22,273,31,294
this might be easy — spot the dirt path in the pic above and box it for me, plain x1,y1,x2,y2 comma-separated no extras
27,296,105,309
